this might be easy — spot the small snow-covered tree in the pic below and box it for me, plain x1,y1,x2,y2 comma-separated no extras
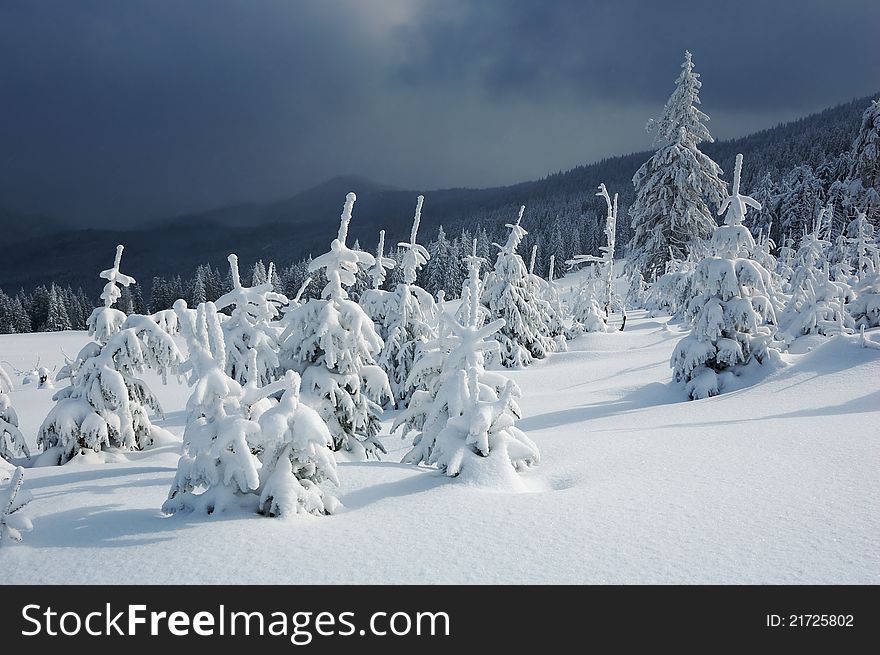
672,154,778,399
625,270,648,310
215,254,287,387
778,208,855,343
89,244,136,344
166,299,339,517
545,255,567,333
395,244,539,487
0,467,33,544
163,300,262,515
849,267,880,329
643,254,696,319
566,265,612,336
252,371,340,517
279,193,392,458
845,211,879,281
482,206,560,367
359,229,397,332
0,365,28,463
627,51,727,280
567,184,626,333
374,195,438,403
38,246,181,464
570,184,619,312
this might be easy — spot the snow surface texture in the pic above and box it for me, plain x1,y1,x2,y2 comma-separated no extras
0,268,877,582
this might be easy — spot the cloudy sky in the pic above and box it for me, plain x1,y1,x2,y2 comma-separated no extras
1,0,878,225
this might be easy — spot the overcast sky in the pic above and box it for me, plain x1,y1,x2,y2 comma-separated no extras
1,0,878,225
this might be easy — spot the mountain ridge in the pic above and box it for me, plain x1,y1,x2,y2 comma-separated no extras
1,92,875,295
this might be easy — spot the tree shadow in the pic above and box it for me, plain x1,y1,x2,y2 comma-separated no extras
340,463,450,509
518,381,682,431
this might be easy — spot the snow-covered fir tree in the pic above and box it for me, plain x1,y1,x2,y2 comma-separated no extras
279,193,392,458
671,154,778,399
44,284,72,332
778,208,855,343
845,211,879,281
375,195,438,403
481,206,561,367
627,51,727,280
0,365,29,463
849,264,880,329
566,265,612,335
570,184,619,313
358,229,397,339
163,300,262,514
545,255,568,333
777,165,824,242
163,300,340,517
252,370,340,517
847,99,880,225
0,467,33,544
748,172,779,237
38,246,182,464
215,253,287,387
251,260,268,287
567,184,625,333
395,242,540,487
89,244,136,344
426,226,456,297
625,270,648,310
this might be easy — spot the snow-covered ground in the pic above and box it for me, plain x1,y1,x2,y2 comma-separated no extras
1,311,879,584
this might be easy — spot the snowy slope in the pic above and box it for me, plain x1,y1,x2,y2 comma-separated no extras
1,314,878,583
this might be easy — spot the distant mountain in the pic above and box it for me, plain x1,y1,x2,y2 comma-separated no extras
0,208,69,243
1,93,875,297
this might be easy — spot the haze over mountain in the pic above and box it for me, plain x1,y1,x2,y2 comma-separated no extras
0,93,873,297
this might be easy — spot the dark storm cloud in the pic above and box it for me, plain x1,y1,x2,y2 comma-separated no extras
0,0,878,224
394,0,880,109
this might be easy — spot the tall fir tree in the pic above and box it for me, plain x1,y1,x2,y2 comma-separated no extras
627,51,727,280
847,99,880,225
43,284,72,332
279,193,392,458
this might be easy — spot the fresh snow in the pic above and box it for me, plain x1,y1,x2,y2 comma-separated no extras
0,278,878,583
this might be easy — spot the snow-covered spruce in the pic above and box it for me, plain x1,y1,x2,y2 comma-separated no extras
644,256,697,320
627,51,727,280
252,371,340,517
526,246,567,344
545,255,568,336
571,184,619,313
395,244,539,487
359,229,396,330
0,467,33,544
215,253,287,387
847,98,880,225
88,244,136,344
566,266,612,336
279,193,392,458
567,184,625,334
777,209,855,343
845,211,880,282
625,270,648,310
163,300,340,517
38,248,182,464
849,269,880,328
0,364,29,463
163,301,262,514
373,196,438,403
481,206,561,367
672,154,778,400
